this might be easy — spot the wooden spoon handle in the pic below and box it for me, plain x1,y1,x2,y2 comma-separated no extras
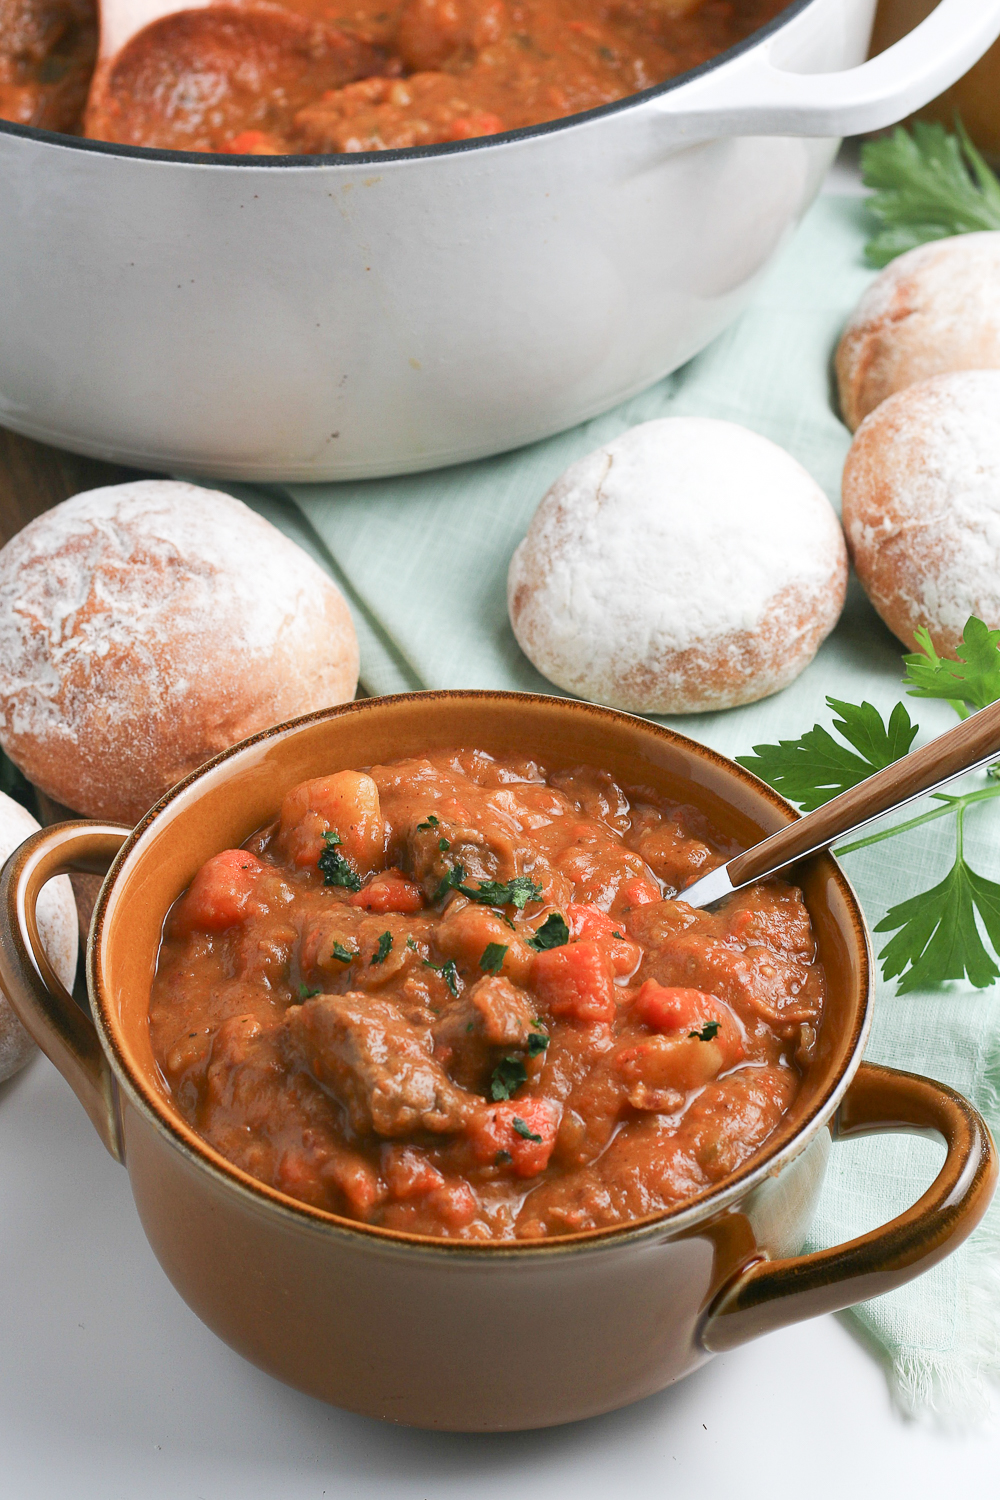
728,697,1000,888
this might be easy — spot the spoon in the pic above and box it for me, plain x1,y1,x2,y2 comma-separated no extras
681,696,1000,909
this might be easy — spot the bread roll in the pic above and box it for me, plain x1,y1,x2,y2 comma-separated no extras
836,233,1000,432
507,418,847,715
0,481,359,823
0,792,78,1082
841,370,1000,654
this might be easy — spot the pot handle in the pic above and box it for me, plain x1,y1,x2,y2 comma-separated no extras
653,0,1000,140
0,821,131,1164
700,1061,997,1352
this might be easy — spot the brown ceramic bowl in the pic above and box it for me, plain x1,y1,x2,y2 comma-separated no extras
0,691,994,1430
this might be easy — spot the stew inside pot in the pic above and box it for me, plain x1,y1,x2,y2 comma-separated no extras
0,0,790,151
149,748,825,1240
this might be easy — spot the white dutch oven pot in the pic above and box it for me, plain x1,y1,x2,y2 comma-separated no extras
0,0,997,481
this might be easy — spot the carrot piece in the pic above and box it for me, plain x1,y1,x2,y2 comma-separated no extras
174,849,263,933
566,902,642,976
349,871,424,913
469,1099,560,1177
531,939,616,1024
633,981,743,1063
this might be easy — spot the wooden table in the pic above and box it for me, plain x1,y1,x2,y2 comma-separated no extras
0,426,145,548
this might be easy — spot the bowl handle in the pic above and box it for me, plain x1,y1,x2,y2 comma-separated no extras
700,1061,997,1352
0,821,131,1164
653,0,1000,140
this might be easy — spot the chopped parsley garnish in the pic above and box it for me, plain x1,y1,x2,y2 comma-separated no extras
425,958,460,996
512,1116,542,1143
370,931,393,965
491,1057,528,1101
406,937,419,951
526,912,569,951
433,861,467,904
417,815,440,830
432,865,542,912
689,1021,720,1042
612,931,624,940
439,837,451,852
527,1032,549,1057
298,983,321,999
330,942,356,964
860,119,1000,267
495,1150,513,1165
479,942,508,974
464,875,543,910
318,830,364,892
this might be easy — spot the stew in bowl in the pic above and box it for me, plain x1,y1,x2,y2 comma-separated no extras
152,746,826,1238
0,692,992,1429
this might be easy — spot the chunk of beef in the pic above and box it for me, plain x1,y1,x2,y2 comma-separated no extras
285,992,475,1137
468,974,537,1046
431,974,538,1091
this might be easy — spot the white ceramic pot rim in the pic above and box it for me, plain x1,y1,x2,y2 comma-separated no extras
0,0,815,167
88,690,874,1263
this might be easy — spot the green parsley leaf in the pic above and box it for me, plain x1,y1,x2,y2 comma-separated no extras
318,830,363,892
612,931,624,940
479,942,508,974
458,875,543,910
370,931,393,966
512,1116,542,1142
298,983,321,999
526,913,570,951
875,847,1000,993
495,1150,513,1165
425,957,460,996
438,837,451,851
432,865,542,911
902,617,1000,720
688,1020,720,1042
491,1057,528,1101
330,942,356,964
527,1032,549,1057
432,861,467,904
417,815,440,830
736,697,918,812
860,119,1000,268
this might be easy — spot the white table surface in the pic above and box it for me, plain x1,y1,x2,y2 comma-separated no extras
3,144,998,1497
2,1044,997,1499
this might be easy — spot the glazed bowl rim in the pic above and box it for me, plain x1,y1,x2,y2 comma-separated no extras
88,688,873,1260
0,0,814,169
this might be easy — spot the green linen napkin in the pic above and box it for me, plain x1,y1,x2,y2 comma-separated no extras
234,194,1000,1424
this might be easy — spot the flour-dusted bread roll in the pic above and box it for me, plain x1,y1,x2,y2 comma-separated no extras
507,418,848,715
0,791,78,1082
836,233,1000,432
0,481,360,823
842,370,1000,654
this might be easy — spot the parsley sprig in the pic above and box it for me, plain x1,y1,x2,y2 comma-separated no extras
861,118,1000,267
741,616,1000,993
737,698,917,811
902,619,1000,720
